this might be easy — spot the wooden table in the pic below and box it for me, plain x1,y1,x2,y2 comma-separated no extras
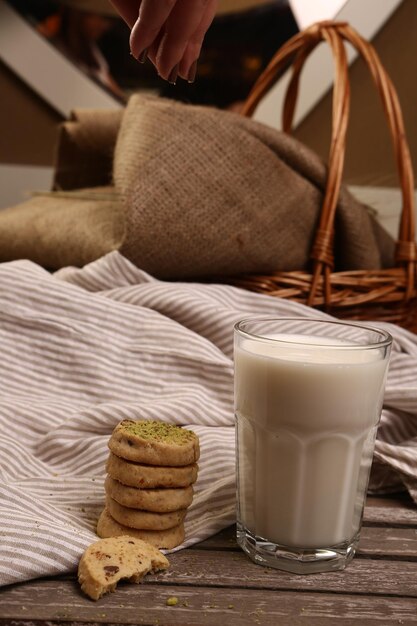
1,494,416,625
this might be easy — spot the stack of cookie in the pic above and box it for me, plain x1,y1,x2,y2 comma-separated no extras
97,420,199,550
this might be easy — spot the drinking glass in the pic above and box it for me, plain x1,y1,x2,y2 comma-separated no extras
234,317,392,574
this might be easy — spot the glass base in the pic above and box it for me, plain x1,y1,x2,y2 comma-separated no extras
237,521,359,574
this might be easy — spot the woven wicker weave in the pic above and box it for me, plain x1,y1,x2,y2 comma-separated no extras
233,21,417,333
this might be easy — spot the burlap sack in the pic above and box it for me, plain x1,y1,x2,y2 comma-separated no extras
0,188,124,269
53,109,123,191
0,94,393,275
115,95,394,279
0,108,123,270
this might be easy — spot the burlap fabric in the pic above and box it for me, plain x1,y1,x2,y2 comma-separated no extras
0,94,394,275
53,109,123,191
115,95,394,278
0,188,124,269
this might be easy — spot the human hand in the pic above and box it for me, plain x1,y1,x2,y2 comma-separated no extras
110,0,218,83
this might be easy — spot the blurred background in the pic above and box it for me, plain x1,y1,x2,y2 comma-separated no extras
0,0,416,233
5,0,298,106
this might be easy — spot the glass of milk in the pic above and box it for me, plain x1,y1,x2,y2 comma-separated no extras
234,317,392,574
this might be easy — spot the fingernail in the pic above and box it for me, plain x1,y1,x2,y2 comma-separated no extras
187,60,198,84
168,64,179,85
137,48,148,64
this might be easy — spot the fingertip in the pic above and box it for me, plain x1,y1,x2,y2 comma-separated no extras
167,64,179,85
178,58,198,83
186,60,198,84
138,48,148,64
129,20,141,59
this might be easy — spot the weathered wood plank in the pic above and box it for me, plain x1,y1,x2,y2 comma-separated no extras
1,549,415,603
157,549,417,596
358,526,417,558
1,583,417,625
195,525,417,558
364,495,417,526
0,495,414,626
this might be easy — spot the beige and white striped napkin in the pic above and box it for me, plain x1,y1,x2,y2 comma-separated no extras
0,252,416,586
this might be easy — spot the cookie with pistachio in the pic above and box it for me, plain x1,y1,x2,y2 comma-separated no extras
108,420,200,466
106,495,187,530
106,452,198,489
97,508,185,549
105,475,194,513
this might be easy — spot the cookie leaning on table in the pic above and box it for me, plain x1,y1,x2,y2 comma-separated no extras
78,536,169,601
108,420,200,466
97,508,185,549
106,495,187,530
105,475,194,512
106,452,198,488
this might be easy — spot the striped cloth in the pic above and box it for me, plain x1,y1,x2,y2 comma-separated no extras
0,251,416,586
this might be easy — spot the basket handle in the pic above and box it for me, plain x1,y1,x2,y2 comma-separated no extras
241,21,416,304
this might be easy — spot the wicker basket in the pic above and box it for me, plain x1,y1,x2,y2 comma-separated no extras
233,21,417,333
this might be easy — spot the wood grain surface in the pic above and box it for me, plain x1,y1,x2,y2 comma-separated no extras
0,495,416,625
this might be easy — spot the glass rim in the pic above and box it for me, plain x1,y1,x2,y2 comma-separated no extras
234,317,393,350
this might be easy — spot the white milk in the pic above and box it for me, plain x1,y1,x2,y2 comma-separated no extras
235,334,388,549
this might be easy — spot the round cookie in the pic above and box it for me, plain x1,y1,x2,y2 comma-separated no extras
97,508,185,549
108,420,200,466
78,536,169,601
106,496,186,530
105,476,194,513
106,452,198,488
